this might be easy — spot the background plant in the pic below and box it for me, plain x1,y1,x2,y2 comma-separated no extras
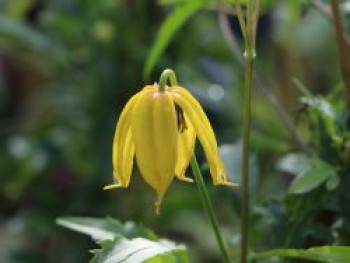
0,0,350,262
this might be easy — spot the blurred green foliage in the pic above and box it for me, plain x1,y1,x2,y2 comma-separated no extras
0,0,350,262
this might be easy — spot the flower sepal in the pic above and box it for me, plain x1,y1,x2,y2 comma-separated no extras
105,69,238,214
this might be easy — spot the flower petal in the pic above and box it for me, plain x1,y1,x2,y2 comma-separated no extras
170,86,238,187
104,130,135,190
131,89,178,212
175,113,195,183
104,92,140,190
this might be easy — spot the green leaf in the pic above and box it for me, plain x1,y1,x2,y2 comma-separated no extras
293,77,313,96
4,0,35,18
91,237,189,263
301,97,337,120
143,0,208,78
255,246,350,263
288,158,336,194
277,153,309,175
326,173,340,191
158,0,188,5
56,217,157,241
0,15,66,69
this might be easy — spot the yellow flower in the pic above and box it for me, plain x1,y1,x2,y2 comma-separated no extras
104,84,237,213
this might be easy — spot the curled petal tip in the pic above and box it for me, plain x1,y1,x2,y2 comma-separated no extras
154,200,161,216
154,194,165,216
177,175,194,183
103,183,125,190
213,171,239,187
214,180,240,187
221,181,240,187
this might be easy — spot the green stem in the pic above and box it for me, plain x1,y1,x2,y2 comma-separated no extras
240,55,254,263
158,68,178,91
159,68,230,261
238,1,258,262
159,68,229,261
190,156,230,263
330,0,350,106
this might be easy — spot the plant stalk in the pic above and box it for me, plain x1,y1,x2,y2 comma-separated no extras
190,156,230,263
241,55,254,263
218,12,312,156
330,0,350,106
160,68,230,262
238,1,257,262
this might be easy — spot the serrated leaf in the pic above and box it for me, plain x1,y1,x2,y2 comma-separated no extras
57,217,157,241
91,237,189,263
143,0,208,78
288,158,336,194
255,246,350,263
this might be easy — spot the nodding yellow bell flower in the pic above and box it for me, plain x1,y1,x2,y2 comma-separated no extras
104,81,237,214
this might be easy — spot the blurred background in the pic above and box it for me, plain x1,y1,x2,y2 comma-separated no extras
0,0,349,262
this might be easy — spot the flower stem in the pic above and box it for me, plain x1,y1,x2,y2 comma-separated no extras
158,68,178,91
240,55,254,263
159,68,230,261
190,155,230,263
330,0,350,106
234,1,259,262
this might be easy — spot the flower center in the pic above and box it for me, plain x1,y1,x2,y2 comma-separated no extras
175,104,187,133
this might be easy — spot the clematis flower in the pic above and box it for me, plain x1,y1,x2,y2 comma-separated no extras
104,83,237,213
